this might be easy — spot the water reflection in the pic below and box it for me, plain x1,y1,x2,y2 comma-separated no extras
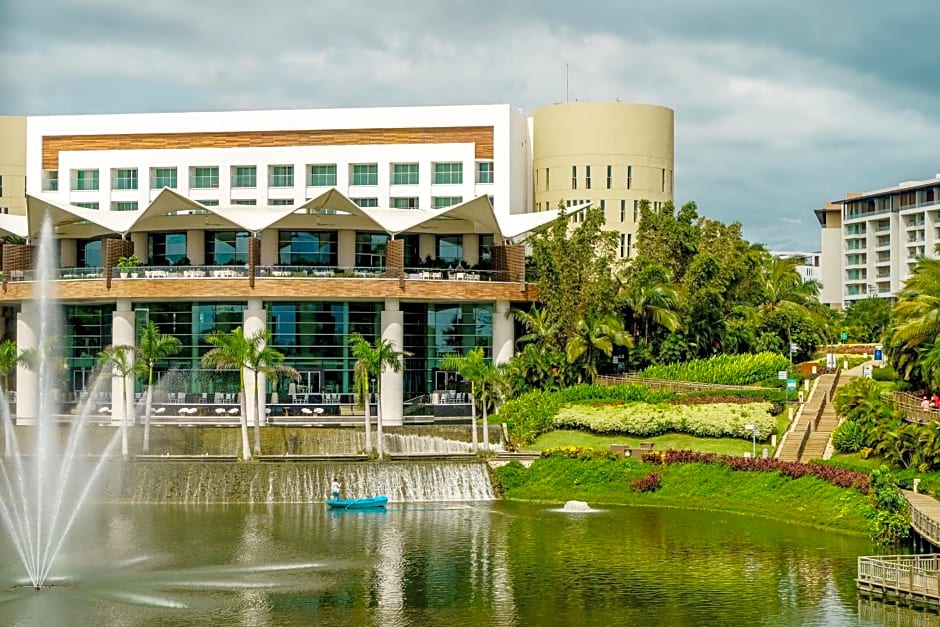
0,502,880,625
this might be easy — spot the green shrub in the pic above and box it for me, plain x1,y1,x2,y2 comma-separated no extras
871,365,897,382
640,352,791,385
832,421,866,453
554,402,776,440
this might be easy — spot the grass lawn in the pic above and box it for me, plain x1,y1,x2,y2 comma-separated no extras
529,429,765,457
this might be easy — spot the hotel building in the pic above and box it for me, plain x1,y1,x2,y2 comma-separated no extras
0,102,674,424
816,173,940,309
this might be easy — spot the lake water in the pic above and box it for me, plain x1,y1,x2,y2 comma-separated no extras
0,501,899,626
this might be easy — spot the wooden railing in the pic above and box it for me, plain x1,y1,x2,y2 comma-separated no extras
912,502,940,547
893,391,940,424
857,554,940,604
595,374,777,394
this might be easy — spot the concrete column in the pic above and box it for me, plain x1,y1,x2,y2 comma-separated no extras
130,232,147,263
337,230,356,269
381,298,404,426
462,234,480,266
418,234,436,262
260,230,278,266
15,303,38,423
111,301,136,426
492,300,514,364
187,230,206,265
243,301,266,423
59,239,78,268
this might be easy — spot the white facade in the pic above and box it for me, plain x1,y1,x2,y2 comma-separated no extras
819,173,940,307
26,104,529,219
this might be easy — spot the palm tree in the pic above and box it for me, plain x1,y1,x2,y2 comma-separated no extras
511,306,559,350
439,348,500,452
201,328,253,461
98,344,136,460
887,255,940,382
244,330,298,456
0,340,21,457
136,321,182,454
617,263,681,345
752,256,826,357
349,333,403,459
565,311,633,383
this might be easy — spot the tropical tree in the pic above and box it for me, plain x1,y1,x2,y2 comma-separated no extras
842,296,891,343
98,344,136,460
617,260,680,346
439,348,501,452
751,256,827,359
136,321,182,454
0,340,21,457
201,328,254,461
565,311,632,383
349,333,404,459
886,255,940,383
244,330,298,456
510,306,559,351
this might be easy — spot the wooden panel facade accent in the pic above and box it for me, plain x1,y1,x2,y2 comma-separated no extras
105,238,134,289
43,126,494,169
0,277,539,303
492,245,526,285
2,244,37,273
385,239,404,281
248,237,261,288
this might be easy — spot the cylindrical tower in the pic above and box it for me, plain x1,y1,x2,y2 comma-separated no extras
531,102,674,260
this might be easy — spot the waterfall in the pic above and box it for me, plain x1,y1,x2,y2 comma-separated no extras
115,461,495,504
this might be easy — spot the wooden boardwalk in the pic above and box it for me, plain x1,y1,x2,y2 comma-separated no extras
856,491,940,607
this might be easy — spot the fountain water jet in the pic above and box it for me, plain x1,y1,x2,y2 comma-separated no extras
0,215,122,589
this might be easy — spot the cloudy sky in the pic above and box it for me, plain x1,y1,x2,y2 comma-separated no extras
3,0,939,251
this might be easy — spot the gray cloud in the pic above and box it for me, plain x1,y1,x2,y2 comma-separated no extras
3,0,939,251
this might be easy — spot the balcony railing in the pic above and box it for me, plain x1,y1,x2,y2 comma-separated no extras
6,265,504,283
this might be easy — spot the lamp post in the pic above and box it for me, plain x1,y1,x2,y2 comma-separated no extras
744,424,757,459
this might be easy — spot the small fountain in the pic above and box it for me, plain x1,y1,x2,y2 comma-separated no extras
554,500,602,514
0,216,122,589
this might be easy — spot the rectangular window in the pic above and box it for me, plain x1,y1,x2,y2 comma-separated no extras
433,162,463,185
74,202,99,210
232,166,257,188
626,165,632,190
585,165,591,190
355,232,389,268
198,199,220,206
42,170,59,192
269,165,294,188
111,201,138,212
148,232,187,266
606,165,612,189
278,230,337,266
351,164,378,186
71,169,99,191
600,199,606,214
112,168,138,190
353,197,378,208
620,200,626,222
662,168,666,192
269,199,294,206
307,164,337,187
205,230,251,265
436,235,463,263
191,166,219,189
545,168,550,190
391,197,419,209
231,199,257,206
432,196,463,209
0,175,3,196
627,233,632,258
633,200,639,222
620,234,625,257
571,165,577,190
476,161,494,184
392,163,419,185
150,167,177,189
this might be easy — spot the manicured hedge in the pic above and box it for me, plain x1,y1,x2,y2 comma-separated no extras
640,352,791,385
554,402,776,439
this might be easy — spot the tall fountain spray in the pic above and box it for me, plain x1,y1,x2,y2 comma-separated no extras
0,216,121,589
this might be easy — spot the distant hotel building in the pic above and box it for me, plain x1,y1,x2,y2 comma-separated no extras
816,173,940,309
0,102,673,423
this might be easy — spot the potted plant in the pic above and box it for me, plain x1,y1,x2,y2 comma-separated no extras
116,254,142,278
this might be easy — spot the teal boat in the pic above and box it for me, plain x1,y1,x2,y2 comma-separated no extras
326,496,388,510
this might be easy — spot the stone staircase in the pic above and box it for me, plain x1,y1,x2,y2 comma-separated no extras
799,370,856,462
777,374,834,462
